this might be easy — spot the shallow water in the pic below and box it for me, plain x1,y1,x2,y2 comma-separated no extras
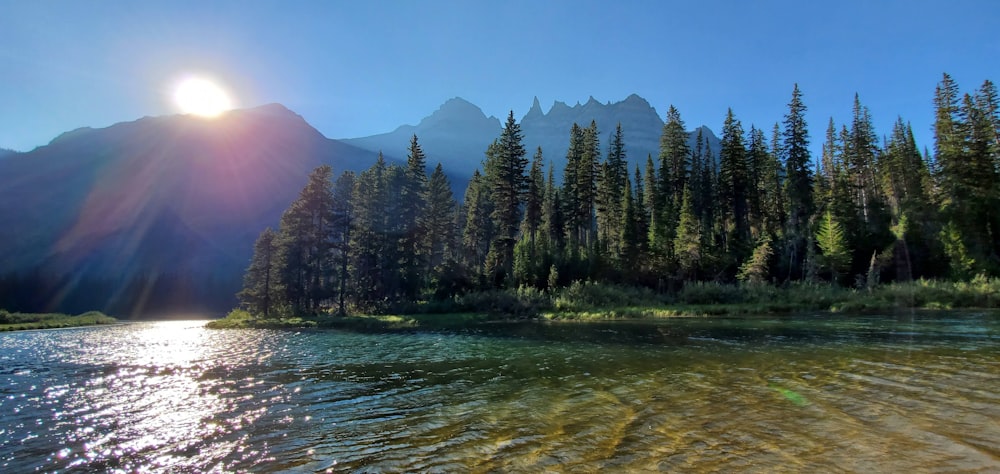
1,312,998,472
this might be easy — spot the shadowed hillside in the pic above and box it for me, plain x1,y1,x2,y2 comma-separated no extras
0,104,394,316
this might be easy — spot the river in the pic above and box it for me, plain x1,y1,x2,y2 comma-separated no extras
1,312,998,472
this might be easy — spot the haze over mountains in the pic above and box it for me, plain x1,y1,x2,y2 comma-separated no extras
0,94,719,315
343,94,719,176
0,104,390,314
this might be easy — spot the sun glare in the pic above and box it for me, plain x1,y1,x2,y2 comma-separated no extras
174,78,233,117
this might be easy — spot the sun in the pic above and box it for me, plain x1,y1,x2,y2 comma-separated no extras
173,77,233,117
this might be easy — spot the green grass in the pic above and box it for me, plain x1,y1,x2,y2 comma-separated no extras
207,277,1000,331
204,308,489,330
0,310,118,331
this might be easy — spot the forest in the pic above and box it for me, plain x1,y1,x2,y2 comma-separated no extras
237,74,1000,318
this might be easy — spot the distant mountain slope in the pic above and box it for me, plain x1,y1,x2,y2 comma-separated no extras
343,94,720,180
0,104,391,314
520,94,720,173
341,97,502,176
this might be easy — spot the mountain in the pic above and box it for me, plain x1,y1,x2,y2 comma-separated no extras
0,104,391,315
520,94,719,173
0,148,15,159
343,94,720,180
341,98,502,176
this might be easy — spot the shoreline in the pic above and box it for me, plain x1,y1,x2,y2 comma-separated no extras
0,311,119,332
203,305,999,331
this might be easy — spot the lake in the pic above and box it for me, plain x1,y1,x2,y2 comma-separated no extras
1,312,998,472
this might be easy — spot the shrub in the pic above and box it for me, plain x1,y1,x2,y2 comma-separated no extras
455,287,550,319
676,281,744,305
554,281,663,311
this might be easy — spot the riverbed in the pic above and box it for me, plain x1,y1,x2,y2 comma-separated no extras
1,312,997,471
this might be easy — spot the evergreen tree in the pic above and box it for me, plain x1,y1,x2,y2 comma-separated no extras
659,105,691,209
275,165,336,314
746,125,768,237
483,112,528,286
656,106,691,271
782,84,814,281
643,155,659,257
673,186,701,280
381,164,408,300
332,171,355,315
239,227,279,317
738,235,774,285
399,135,428,298
541,163,564,256
621,173,640,277
350,155,390,309
881,119,937,279
424,163,457,283
563,123,585,246
933,74,999,276
816,211,850,283
633,165,650,261
462,169,494,279
578,121,600,246
718,108,751,272
524,147,545,247
596,124,628,264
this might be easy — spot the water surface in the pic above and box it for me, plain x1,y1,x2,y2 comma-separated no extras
1,312,998,472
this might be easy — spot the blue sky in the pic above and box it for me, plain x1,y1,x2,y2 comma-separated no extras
1,0,998,157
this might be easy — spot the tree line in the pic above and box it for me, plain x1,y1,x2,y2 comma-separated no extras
239,74,1000,317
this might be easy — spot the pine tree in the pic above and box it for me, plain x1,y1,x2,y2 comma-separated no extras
350,155,390,309
621,173,640,277
275,165,336,314
332,171,355,315
845,94,882,227
660,106,691,210
399,135,428,298
633,164,650,260
381,164,408,300
657,106,691,271
738,235,774,285
524,147,545,247
541,163,564,256
746,125,767,238
424,163,457,283
563,123,585,246
673,186,701,280
816,211,850,284
782,84,814,281
933,74,999,276
596,124,628,264
239,227,279,317
483,111,528,286
718,108,750,272
643,155,659,257
578,121,600,246
462,169,494,279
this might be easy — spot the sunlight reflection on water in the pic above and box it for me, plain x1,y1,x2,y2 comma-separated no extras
0,315,998,472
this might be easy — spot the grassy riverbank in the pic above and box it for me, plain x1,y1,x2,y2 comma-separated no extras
0,310,118,331
206,277,1000,330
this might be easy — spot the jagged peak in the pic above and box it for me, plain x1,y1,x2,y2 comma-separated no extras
585,95,600,106
523,96,544,121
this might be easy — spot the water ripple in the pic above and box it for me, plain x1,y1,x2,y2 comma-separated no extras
1,316,998,472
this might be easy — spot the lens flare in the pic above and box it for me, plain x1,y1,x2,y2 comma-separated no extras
174,78,232,117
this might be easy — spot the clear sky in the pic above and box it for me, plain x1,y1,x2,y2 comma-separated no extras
1,0,998,157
